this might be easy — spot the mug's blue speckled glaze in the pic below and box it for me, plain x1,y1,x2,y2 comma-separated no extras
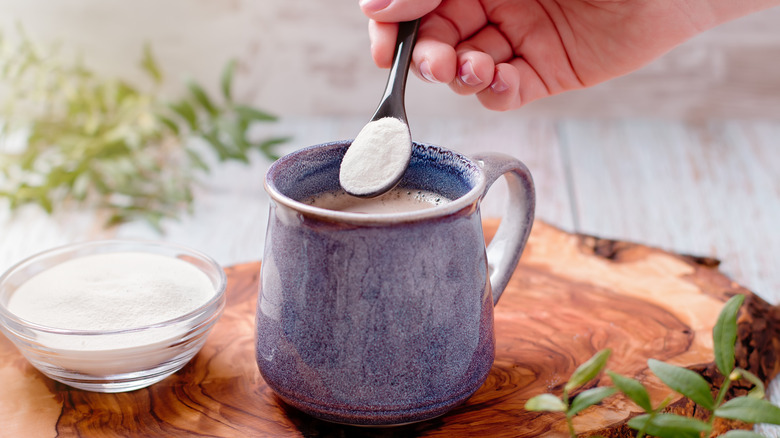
257,141,534,426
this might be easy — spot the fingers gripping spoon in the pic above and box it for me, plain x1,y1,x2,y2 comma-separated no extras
339,19,420,198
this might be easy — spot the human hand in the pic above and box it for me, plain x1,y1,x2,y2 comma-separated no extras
360,0,777,111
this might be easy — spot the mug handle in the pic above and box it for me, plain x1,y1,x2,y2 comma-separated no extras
473,153,535,306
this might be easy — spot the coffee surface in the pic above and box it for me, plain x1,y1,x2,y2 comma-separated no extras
302,188,450,214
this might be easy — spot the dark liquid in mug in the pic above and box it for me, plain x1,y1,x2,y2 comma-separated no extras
302,188,451,214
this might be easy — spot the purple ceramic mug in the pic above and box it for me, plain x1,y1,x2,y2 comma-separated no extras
257,140,534,426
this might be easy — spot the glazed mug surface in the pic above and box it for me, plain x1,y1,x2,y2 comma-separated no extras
257,140,535,426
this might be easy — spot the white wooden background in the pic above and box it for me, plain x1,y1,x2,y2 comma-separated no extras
0,0,779,435
1,0,779,120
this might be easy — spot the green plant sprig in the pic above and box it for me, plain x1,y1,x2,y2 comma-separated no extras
526,294,780,437
0,28,289,230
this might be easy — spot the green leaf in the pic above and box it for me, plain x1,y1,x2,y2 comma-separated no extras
225,120,250,152
106,212,130,228
714,294,745,376
627,413,710,438
115,80,139,104
72,173,90,200
525,394,566,412
255,136,291,161
185,149,210,172
201,129,237,162
221,59,236,102
140,43,163,84
565,349,611,393
715,396,780,424
168,100,198,130
156,115,180,135
731,367,766,399
568,386,617,417
143,210,165,232
234,104,277,122
648,359,715,410
36,190,53,213
721,431,766,438
187,79,217,116
607,371,653,412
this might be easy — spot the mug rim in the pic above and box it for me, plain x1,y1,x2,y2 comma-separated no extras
264,141,487,224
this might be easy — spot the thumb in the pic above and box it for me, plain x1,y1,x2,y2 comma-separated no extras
359,0,442,22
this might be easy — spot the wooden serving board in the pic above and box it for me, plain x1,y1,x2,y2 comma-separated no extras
1,220,779,437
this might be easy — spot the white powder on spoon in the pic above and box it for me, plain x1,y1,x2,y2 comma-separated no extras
339,117,412,197
7,252,215,332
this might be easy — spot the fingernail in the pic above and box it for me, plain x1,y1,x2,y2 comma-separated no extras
490,71,509,93
459,61,482,86
360,0,393,12
419,60,438,83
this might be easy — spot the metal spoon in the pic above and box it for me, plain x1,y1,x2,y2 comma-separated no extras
339,19,420,198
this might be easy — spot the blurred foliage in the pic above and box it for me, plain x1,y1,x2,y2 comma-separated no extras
0,27,289,231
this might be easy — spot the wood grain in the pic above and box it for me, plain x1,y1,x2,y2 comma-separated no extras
560,119,780,303
1,219,778,437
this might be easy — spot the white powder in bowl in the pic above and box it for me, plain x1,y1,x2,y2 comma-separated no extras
7,252,215,331
339,117,412,196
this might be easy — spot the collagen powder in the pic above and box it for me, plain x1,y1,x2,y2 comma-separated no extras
339,117,412,196
7,252,215,332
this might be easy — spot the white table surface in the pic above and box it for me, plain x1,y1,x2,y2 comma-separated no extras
1,115,778,434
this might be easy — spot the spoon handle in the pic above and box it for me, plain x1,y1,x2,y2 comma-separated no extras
371,19,421,123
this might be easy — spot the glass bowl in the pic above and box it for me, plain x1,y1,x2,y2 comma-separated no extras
0,240,227,393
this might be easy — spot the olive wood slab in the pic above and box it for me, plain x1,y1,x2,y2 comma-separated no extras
1,220,778,437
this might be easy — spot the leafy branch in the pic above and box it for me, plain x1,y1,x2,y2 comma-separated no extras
0,28,289,230
526,295,780,437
